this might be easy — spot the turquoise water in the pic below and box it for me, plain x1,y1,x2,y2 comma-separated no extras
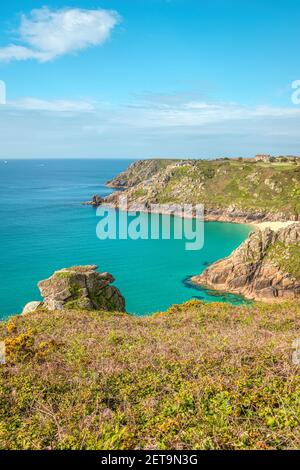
0,159,251,318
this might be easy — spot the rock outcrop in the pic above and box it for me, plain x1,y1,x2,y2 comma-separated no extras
82,195,104,206
192,224,300,301
106,159,177,188
22,301,42,315
22,265,125,314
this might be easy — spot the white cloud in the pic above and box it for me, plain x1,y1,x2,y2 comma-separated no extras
2,93,300,157
5,93,300,125
120,95,300,128
0,45,43,61
0,7,120,62
8,97,95,112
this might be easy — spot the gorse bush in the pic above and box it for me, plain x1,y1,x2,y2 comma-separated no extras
0,300,300,450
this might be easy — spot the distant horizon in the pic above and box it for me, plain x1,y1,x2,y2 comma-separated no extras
1,154,299,161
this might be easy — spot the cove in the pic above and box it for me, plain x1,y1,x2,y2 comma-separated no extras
0,159,252,318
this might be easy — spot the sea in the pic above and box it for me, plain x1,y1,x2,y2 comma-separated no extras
0,159,252,318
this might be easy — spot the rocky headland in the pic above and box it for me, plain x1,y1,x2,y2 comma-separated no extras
105,158,300,224
192,223,300,301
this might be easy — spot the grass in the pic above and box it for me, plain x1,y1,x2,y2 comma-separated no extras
1,300,300,450
115,159,300,218
266,242,300,278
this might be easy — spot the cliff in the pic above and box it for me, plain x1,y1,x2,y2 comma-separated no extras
106,158,300,222
192,224,300,301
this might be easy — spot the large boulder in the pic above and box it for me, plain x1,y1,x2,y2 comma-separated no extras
23,266,125,314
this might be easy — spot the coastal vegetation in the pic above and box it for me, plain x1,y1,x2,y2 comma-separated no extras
106,157,300,221
1,300,300,450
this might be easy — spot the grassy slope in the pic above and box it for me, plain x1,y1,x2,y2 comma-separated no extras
1,300,300,450
266,241,300,279
125,159,300,217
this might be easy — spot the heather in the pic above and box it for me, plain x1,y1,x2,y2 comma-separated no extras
1,300,300,450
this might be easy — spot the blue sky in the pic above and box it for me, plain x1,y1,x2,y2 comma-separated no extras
0,0,300,158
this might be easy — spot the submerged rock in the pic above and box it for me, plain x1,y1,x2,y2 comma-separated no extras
23,266,125,313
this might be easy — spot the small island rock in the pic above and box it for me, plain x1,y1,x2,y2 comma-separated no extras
82,195,104,206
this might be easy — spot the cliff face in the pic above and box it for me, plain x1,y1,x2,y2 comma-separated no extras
106,158,300,222
192,224,300,301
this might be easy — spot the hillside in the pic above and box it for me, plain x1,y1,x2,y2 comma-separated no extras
1,300,300,450
106,159,177,188
106,158,300,222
